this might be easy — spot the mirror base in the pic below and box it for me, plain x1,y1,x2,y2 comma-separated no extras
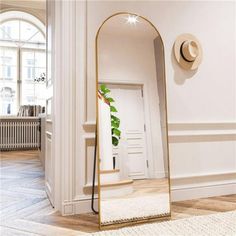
100,213,171,230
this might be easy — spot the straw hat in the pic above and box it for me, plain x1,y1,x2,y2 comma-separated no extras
174,34,203,70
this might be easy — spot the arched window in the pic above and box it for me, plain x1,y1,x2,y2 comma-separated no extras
0,11,46,115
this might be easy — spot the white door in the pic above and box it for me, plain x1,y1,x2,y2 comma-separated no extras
45,0,54,207
108,85,148,179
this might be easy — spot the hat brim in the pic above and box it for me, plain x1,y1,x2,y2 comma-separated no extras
174,34,203,70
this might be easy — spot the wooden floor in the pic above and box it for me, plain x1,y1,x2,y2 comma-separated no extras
0,150,235,235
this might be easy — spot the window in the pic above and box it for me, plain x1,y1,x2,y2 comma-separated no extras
0,11,46,116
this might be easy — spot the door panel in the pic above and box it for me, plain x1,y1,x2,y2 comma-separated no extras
45,131,53,202
45,99,54,206
109,85,147,179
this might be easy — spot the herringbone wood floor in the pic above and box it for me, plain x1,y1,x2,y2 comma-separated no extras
0,151,235,235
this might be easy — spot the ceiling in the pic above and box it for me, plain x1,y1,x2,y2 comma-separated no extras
0,0,46,10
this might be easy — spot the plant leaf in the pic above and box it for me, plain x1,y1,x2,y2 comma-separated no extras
100,84,106,92
112,136,119,146
111,115,120,123
111,115,119,121
113,128,121,137
107,97,115,103
111,120,119,128
104,88,111,94
110,106,117,112
100,84,110,95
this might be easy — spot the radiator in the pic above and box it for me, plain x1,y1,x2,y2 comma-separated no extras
0,117,41,151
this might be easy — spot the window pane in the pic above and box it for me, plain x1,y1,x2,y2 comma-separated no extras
0,47,17,115
35,51,46,67
0,20,20,41
0,20,45,49
0,47,17,65
29,31,45,44
0,65,17,80
20,20,38,42
21,50,46,106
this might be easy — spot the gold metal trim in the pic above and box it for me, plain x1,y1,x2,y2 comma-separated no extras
100,169,120,174
98,90,110,106
101,213,171,228
95,12,172,230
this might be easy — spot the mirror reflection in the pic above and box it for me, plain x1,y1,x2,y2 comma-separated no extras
97,13,171,227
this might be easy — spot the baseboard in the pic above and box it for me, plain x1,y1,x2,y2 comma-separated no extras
171,171,236,201
171,181,236,202
74,197,98,214
61,196,98,215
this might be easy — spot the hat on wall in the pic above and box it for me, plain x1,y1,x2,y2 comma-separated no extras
174,34,203,70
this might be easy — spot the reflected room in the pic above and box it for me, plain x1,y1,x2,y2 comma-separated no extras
97,13,171,227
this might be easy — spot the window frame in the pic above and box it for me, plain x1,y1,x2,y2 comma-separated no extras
20,47,46,107
0,11,46,116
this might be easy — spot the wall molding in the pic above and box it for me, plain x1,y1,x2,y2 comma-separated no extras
171,171,236,181
82,121,236,142
168,122,236,143
168,122,236,130
83,121,96,133
172,181,236,202
171,171,236,201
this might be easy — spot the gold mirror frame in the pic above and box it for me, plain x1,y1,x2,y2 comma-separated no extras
95,12,172,230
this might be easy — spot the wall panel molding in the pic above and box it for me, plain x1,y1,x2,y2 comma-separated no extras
83,121,96,133
171,171,236,188
168,122,236,130
168,122,236,143
81,121,236,142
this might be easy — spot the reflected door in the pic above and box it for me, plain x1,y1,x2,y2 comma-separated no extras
108,85,147,179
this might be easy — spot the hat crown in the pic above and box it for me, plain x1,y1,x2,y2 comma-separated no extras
182,40,199,62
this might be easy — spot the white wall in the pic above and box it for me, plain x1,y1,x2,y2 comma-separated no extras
85,1,236,203
87,1,236,121
50,1,236,215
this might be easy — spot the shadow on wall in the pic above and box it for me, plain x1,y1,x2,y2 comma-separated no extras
171,45,198,85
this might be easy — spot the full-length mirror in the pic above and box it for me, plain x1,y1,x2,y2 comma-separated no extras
96,13,171,228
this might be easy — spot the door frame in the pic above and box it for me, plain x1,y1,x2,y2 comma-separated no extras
99,79,156,178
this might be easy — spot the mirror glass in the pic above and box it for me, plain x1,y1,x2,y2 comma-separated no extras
96,13,171,227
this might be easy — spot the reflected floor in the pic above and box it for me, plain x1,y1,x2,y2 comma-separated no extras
101,178,170,225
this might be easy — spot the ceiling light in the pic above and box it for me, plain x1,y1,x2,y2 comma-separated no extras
126,15,139,25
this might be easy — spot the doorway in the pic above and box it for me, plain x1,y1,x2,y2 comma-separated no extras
0,9,54,210
106,84,149,180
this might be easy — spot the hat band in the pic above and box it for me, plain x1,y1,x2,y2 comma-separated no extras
180,42,195,63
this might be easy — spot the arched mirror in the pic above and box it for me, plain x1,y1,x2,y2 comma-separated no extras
96,13,171,228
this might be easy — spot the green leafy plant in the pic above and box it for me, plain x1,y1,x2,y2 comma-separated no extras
100,84,121,146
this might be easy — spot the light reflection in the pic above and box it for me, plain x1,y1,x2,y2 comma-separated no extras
126,15,139,25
